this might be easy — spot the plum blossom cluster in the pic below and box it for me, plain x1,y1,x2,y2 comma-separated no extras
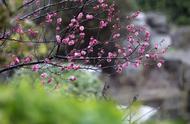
10,56,32,66
0,0,167,83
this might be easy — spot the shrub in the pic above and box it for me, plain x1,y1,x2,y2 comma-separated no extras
8,68,103,98
0,80,122,124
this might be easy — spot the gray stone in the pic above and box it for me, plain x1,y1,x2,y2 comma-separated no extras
171,26,190,49
146,12,170,34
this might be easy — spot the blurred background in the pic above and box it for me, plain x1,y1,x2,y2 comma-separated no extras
0,0,190,123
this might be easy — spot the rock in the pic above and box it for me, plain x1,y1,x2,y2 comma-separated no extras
184,69,190,90
146,12,170,34
164,49,190,66
171,26,190,49
146,12,172,49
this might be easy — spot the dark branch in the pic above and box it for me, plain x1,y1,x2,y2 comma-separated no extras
0,60,45,74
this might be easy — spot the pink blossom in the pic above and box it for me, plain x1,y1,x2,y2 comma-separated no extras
99,20,108,29
145,54,150,58
134,62,140,68
143,42,150,46
81,50,87,55
101,3,108,9
79,33,85,38
118,49,122,53
93,5,100,10
68,75,77,81
127,35,133,42
53,12,57,16
86,14,94,20
128,48,133,53
138,47,145,54
88,47,94,52
133,11,140,17
56,26,60,31
113,33,120,39
162,48,167,53
62,37,69,44
57,18,62,24
10,57,19,66
35,0,40,5
79,26,84,31
89,37,98,46
154,43,158,49
48,78,52,83
28,29,38,37
107,52,117,62
122,62,129,68
14,57,20,64
71,18,77,23
128,11,141,19
157,62,162,68
134,60,141,68
45,58,51,63
69,23,73,27
68,40,75,46
56,35,61,43
98,0,104,3
135,31,139,36
108,52,116,58
77,12,83,20
16,25,24,34
69,34,75,39
32,64,39,72
40,73,48,79
74,52,81,57
65,64,72,71
145,31,150,37
46,13,53,23
23,57,32,63
116,66,123,73
145,31,150,41
123,52,127,56
69,18,79,27
126,24,134,32
73,65,80,70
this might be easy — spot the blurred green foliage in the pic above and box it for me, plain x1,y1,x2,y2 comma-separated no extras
1,69,187,124
137,0,190,25
8,67,103,98
0,74,122,124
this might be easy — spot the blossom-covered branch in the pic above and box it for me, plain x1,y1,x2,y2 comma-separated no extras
0,0,166,82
